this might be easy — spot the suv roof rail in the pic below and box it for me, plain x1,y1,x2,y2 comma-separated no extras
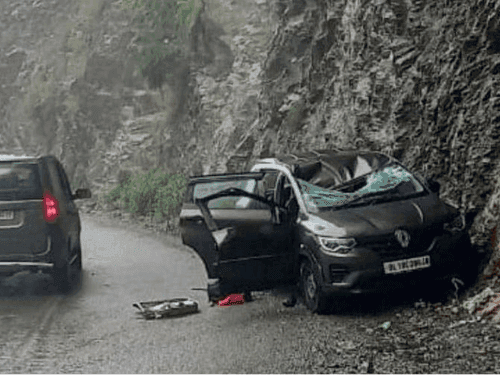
0,154,37,161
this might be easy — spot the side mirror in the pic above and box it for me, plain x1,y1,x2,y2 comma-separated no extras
427,179,440,194
73,188,92,200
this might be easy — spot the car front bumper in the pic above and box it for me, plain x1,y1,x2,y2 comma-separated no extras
317,229,472,296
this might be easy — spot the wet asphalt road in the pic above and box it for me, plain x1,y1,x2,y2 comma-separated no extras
0,214,418,373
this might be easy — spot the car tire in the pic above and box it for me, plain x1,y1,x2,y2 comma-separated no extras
73,245,83,285
53,261,71,294
52,243,74,294
459,247,480,287
300,259,327,314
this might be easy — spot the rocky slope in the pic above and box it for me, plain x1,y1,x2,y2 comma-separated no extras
223,0,500,276
0,0,273,178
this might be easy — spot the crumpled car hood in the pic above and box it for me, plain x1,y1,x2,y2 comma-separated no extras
311,195,453,237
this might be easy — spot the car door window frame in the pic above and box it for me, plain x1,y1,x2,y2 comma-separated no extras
55,162,73,202
46,160,64,200
251,164,307,215
274,173,299,224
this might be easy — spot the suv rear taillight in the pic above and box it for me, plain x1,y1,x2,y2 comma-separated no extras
43,191,59,222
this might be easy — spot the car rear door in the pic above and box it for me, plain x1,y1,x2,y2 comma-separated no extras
180,172,297,293
0,160,47,259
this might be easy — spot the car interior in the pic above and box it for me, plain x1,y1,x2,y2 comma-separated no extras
274,176,299,224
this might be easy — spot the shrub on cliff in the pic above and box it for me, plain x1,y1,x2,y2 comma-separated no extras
105,168,187,220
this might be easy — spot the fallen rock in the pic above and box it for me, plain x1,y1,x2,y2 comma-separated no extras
463,287,500,322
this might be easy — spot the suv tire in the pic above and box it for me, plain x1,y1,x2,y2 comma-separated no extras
300,259,327,314
73,245,83,286
52,243,74,294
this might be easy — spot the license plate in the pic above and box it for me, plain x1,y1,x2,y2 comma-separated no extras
384,255,431,275
0,211,14,220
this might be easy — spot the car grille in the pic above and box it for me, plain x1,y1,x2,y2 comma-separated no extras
329,265,350,283
358,225,442,260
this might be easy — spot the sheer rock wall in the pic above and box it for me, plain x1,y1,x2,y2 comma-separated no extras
222,0,500,267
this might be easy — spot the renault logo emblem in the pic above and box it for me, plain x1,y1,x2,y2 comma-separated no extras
395,229,410,248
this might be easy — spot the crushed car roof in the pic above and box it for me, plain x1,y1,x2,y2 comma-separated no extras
257,149,394,188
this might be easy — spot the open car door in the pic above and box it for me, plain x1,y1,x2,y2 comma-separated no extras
180,172,297,298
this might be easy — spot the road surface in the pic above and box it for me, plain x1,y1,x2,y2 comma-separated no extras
0,214,369,373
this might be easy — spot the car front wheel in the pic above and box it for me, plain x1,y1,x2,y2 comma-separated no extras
458,246,480,287
300,260,327,313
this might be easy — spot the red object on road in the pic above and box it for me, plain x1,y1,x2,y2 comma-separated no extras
218,294,245,307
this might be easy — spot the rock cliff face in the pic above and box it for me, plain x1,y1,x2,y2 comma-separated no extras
0,0,149,189
169,0,276,175
1,0,500,268
0,0,274,182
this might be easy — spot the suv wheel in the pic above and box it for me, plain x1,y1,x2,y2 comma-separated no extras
73,244,83,284
300,259,327,313
53,243,75,294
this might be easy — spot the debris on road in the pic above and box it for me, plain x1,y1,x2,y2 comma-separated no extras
133,298,199,320
414,299,426,309
463,287,495,314
379,321,391,330
478,294,500,322
448,317,479,329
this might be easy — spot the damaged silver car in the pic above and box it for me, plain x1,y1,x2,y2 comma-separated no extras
180,150,479,312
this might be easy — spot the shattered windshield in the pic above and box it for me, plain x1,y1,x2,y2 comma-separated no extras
298,164,424,212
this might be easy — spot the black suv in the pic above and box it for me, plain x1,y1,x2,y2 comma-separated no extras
0,154,91,292
180,149,479,312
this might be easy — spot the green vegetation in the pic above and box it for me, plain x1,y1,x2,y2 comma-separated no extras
105,168,187,220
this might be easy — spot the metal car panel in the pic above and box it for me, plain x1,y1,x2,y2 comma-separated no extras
180,205,219,279
0,200,48,258
181,173,297,291
212,207,295,289
312,195,450,237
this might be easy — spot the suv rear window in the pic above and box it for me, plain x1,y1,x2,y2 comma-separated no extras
0,162,42,201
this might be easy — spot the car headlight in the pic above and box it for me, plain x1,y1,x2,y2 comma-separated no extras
319,237,356,255
443,213,466,232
